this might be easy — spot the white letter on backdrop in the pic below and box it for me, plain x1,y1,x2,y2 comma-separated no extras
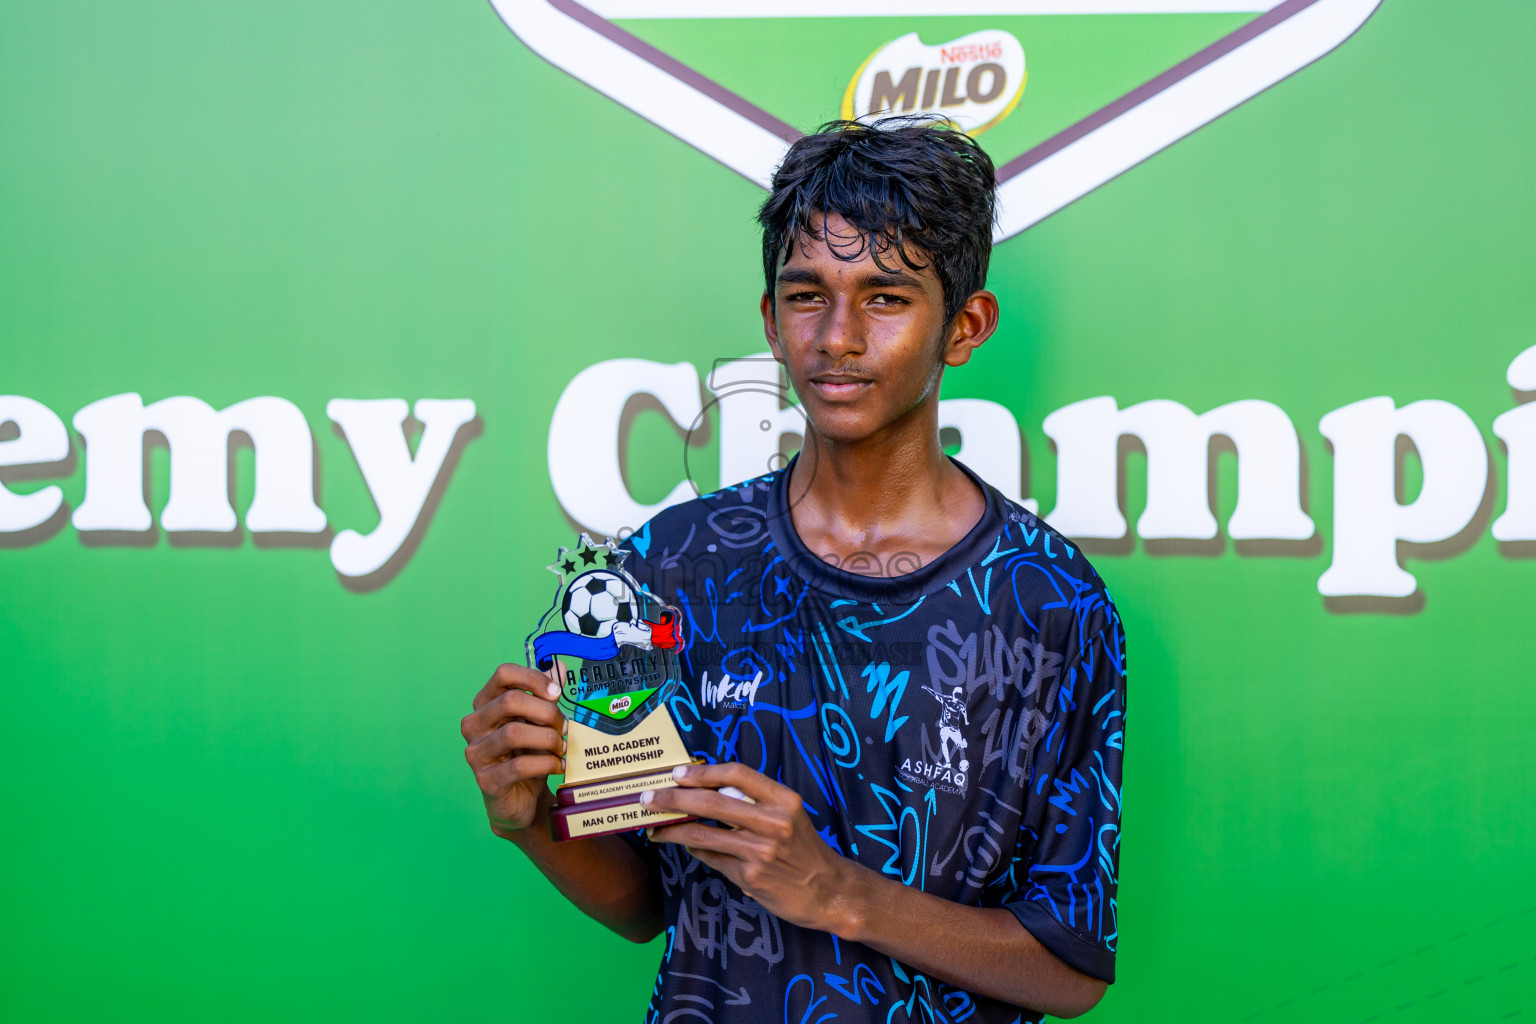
72,394,150,531
72,393,326,533
1041,397,1123,538
711,354,803,489
0,395,69,531
1492,345,1536,541
1318,397,1488,597
328,398,477,578
549,359,700,536
1042,397,1312,540
938,397,1032,511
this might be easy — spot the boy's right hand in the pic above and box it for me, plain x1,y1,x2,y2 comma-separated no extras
461,663,567,838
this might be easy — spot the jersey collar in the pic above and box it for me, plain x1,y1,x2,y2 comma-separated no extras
763,452,1009,605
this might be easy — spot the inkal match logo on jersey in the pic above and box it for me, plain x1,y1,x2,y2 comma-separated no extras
527,534,702,841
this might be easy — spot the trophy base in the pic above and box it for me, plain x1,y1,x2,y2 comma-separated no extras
549,760,705,841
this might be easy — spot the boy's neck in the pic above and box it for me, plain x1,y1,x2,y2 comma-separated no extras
785,401,986,574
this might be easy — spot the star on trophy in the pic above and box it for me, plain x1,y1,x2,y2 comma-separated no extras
527,534,702,841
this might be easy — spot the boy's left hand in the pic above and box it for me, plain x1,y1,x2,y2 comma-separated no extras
643,762,861,934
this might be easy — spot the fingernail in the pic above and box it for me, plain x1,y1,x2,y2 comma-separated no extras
672,765,689,781
546,683,560,699
644,827,655,840
639,790,653,806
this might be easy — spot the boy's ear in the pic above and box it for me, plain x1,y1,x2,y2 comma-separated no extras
943,289,1000,368
761,291,786,363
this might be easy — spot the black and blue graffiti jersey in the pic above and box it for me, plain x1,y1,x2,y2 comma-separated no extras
618,456,1125,1024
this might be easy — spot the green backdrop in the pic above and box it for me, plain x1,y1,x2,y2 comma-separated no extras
2,2,1531,1021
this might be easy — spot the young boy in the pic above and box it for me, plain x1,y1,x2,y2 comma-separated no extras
461,117,1125,1022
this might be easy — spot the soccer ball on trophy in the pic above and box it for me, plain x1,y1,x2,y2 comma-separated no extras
561,570,639,638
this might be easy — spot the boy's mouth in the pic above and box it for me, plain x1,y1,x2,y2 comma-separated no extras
808,372,872,399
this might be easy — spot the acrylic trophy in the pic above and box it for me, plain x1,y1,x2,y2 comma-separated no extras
528,534,702,841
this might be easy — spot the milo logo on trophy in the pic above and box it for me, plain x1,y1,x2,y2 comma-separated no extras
527,534,701,841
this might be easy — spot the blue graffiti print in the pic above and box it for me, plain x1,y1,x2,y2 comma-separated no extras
615,462,1125,1024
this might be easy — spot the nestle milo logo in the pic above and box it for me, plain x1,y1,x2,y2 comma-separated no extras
843,30,1025,135
609,694,632,716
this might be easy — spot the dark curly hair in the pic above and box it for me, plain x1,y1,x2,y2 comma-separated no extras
757,116,997,325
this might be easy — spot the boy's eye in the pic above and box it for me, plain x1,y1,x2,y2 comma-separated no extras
871,294,908,306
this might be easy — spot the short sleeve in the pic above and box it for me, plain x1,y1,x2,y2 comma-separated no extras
1005,616,1126,984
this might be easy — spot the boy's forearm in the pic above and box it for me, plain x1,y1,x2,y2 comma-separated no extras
645,763,1108,1017
833,863,1106,1018
507,796,663,944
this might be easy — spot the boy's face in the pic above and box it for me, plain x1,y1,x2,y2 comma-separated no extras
761,212,997,446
